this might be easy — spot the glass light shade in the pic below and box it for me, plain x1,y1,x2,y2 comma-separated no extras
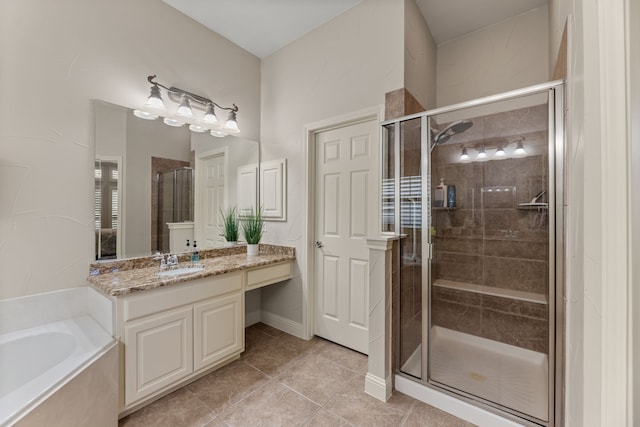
133,109,158,120
210,130,226,138
163,117,185,127
175,95,193,119
477,148,487,160
460,148,470,161
495,147,506,157
203,104,218,125
515,141,526,155
188,124,207,133
144,84,165,112
222,110,240,134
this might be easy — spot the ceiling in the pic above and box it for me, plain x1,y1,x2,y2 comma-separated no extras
162,0,548,58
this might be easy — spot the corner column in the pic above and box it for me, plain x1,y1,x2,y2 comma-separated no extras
365,235,398,401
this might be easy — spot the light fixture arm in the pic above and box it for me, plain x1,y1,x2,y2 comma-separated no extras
147,75,238,112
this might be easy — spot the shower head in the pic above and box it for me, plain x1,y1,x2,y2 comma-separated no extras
431,120,474,149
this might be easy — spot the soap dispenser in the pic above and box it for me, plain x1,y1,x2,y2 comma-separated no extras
191,240,200,264
435,179,447,208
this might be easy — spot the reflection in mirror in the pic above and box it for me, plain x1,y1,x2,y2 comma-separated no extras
94,101,259,260
95,157,122,260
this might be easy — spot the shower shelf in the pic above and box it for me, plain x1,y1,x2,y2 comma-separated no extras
433,279,547,305
517,202,548,210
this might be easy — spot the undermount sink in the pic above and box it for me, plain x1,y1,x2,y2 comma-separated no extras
156,266,205,277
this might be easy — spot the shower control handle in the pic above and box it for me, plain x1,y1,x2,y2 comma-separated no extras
314,241,324,248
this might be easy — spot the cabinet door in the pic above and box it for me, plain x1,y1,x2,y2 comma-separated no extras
124,306,193,405
194,292,243,371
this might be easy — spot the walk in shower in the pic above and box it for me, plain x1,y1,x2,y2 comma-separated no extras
156,167,193,253
383,82,563,426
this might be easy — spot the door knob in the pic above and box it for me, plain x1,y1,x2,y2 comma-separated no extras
314,241,324,248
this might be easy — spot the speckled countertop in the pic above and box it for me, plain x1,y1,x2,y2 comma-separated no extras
87,244,295,297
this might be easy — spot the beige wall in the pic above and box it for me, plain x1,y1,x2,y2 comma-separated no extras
0,0,260,299
436,6,549,107
404,0,436,110
259,0,405,325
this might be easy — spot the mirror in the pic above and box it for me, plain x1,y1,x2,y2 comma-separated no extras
94,100,259,260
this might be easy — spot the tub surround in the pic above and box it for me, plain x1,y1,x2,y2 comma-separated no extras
88,244,295,296
0,290,117,426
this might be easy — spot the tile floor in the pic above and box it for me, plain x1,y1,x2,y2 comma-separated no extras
119,323,475,427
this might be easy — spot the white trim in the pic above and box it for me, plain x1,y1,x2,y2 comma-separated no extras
260,310,303,338
395,376,526,427
194,147,228,246
302,105,384,341
364,373,392,402
596,0,631,424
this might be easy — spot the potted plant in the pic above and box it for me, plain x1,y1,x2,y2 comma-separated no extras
242,207,264,256
220,207,239,247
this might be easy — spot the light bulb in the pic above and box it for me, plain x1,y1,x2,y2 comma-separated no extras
495,147,505,157
203,103,218,125
460,147,470,161
133,109,158,120
175,94,193,119
163,117,185,127
515,141,526,155
144,84,165,112
477,147,487,160
222,110,240,134
188,124,207,133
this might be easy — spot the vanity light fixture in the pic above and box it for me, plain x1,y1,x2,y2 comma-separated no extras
495,146,506,157
459,147,470,161
133,75,240,136
476,147,487,160
514,140,526,155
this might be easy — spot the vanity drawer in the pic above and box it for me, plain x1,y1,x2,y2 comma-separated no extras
246,261,292,290
122,272,243,321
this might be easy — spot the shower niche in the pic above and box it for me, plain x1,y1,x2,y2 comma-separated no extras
384,82,563,426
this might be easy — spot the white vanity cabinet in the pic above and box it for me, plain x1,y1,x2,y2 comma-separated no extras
116,271,244,410
104,259,295,416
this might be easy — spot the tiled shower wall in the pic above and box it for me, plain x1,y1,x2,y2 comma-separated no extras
431,127,549,354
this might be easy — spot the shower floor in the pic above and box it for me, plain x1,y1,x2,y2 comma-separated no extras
401,326,548,421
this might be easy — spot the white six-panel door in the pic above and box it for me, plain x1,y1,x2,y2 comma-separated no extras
202,154,225,248
314,119,379,354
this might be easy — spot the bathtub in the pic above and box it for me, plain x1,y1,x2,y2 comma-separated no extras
0,315,115,426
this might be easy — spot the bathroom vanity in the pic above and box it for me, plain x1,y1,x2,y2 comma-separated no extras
87,244,295,416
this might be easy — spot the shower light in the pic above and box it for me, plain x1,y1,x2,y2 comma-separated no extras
477,147,487,160
134,75,240,136
459,147,470,161
495,146,506,157
515,141,526,155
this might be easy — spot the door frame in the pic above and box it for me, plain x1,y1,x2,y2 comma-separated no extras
194,147,228,246
302,105,384,341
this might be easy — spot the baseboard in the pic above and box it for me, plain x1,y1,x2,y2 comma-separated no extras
260,311,304,338
394,375,526,427
364,372,392,402
245,310,261,327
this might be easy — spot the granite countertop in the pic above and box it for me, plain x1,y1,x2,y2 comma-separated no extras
88,244,295,297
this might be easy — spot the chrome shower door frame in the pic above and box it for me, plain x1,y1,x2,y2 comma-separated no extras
383,80,565,427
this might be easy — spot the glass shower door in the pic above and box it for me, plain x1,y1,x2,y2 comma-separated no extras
428,92,553,423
